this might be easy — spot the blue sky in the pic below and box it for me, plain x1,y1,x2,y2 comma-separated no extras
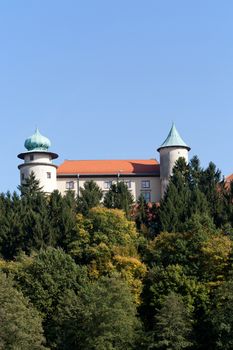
0,1,232,192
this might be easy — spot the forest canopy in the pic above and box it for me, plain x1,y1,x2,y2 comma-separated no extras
0,156,233,349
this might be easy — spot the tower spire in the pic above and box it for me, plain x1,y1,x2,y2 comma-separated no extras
157,123,190,152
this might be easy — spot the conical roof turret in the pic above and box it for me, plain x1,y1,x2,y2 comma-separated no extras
157,123,190,152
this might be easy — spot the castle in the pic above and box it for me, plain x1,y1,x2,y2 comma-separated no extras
18,124,190,202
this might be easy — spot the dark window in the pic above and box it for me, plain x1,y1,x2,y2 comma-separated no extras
104,181,112,189
30,155,34,161
21,173,25,181
66,181,74,190
141,191,151,202
47,172,51,179
141,180,150,188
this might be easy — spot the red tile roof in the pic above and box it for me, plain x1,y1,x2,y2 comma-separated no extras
226,174,233,182
225,174,233,189
57,159,160,176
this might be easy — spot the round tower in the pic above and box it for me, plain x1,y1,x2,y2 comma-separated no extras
157,123,190,197
18,128,58,193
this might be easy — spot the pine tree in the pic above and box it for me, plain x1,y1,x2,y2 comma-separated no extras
104,181,134,216
135,194,150,232
18,171,43,197
77,180,103,215
152,292,193,350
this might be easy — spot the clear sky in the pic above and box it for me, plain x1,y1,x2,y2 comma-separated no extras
0,1,232,192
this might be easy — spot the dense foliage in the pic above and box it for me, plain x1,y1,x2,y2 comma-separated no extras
0,157,233,349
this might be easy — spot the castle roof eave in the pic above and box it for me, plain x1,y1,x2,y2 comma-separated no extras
17,150,58,160
157,144,191,152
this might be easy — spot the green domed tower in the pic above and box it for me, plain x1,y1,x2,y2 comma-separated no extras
18,128,58,193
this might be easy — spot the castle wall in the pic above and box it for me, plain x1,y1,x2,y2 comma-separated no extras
57,175,161,202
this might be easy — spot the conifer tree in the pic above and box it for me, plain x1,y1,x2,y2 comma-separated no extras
135,194,150,231
104,181,134,216
152,292,193,350
77,180,103,215
18,171,43,197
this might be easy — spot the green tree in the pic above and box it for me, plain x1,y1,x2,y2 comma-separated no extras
134,194,150,232
104,181,134,216
159,158,210,233
16,247,88,348
48,190,77,250
0,271,47,350
18,171,43,197
53,275,141,350
210,278,233,349
77,180,103,215
151,292,193,350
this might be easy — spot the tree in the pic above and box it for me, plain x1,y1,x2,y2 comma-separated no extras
18,171,43,197
134,194,150,232
159,158,210,233
68,208,147,303
210,278,233,349
104,182,134,216
151,292,193,350
16,247,88,348
48,190,77,250
77,180,103,215
155,156,233,233
53,275,141,350
0,271,47,350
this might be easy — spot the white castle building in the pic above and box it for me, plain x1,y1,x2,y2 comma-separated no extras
18,124,190,202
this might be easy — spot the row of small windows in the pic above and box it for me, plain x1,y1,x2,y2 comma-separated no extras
65,181,151,202
103,180,132,189
104,180,150,189
20,177,152,203
21,177,150,191
65,180,150,191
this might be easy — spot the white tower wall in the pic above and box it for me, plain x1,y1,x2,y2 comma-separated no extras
18,151,58,194
19,162,57,193
159,147,189,197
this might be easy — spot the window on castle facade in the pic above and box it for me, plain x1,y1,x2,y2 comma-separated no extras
141,191,151,202
124,180,131,189
47,172,51,179
104,181,112,189
141,180,150,188
66,181,74,190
